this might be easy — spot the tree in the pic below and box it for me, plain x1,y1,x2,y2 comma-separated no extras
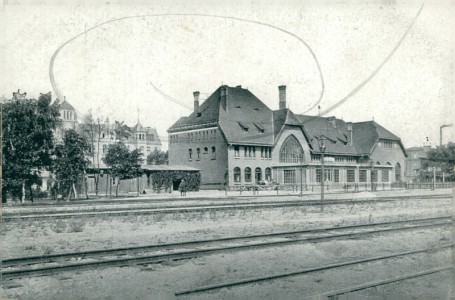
2,91,60,203
103,143,143,197
53,129,91,200
79,111,104,196
421,144,455,182
147,149,169,165
113,121,132,142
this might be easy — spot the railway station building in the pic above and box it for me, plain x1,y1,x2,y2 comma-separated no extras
168,85,407,190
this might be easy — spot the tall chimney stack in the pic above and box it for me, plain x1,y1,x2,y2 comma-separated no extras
346,122,353,145
220,85,228,112
278,85,286,110
193,91,200,113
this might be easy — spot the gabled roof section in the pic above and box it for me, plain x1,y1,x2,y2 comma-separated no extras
296,115,359,155
59,99,75,110
131,121,144,132
272,109,312,147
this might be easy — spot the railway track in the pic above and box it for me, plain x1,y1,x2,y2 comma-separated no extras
2,194,451,221
174,245,453,297
2,216,451,280
323,266,454,299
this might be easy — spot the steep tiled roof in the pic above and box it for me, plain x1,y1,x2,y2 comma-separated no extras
59,99,75,110
131,122,144,132
297,115,359,155
144,127,161,145
353,121,405,155
168,85,405,156
169,86,274,145
218,86,274,145
352,121,379,154
168,87,221,131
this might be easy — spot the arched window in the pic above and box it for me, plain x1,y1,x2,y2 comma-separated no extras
188,149,193,160
211,146,216,159
265,168,272,181
279,135,303,163
395,163,401,182
234,167,241,182
244,167,252,182
196,148,201,159
255,167,262,183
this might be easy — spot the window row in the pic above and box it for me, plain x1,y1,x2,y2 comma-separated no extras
380,140,397,149
101,144,157,153
314,169,391,183
188,147,216,160
311,155,357,163
186,130,217,142
63,110,75,120
234,146,272,159
233,167,272,183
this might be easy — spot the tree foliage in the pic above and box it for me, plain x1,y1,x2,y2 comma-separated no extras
149,171,200,193
2,92,60,202
146,149,169,165
103,143,143,196
53,129,91,199
113,121,131,142
79,111,104,195
421,144,455,173
420,144,455,181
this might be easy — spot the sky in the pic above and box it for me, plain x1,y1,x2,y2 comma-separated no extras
1,0,454,150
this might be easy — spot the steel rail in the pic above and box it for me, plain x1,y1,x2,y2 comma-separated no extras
4,193,450,209
174,244,453,296
4,215,450,267
2,217,452,279
3,195,452,221
323,266,454,299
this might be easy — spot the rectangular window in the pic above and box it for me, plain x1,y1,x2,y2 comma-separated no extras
382,170,389,182
316,169,322,183
252,147,256,157
383,141,393,149
244,146,247,157
324,169,332,181
371,170,378,182
334,169,340,182
147,146,150,151
102,144,107,153
234,146,240,157
359,170,367,182
211,147,216,160
284,170,296,184
261,147,264,158
347,170,355,182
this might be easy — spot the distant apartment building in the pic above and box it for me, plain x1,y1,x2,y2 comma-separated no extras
168,85,407,189
58,98,162,167
404,146,433,182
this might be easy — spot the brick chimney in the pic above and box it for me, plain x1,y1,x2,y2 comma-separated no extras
278,85,286,110
346,122,353,145
220,85,228,112
193,91,200,113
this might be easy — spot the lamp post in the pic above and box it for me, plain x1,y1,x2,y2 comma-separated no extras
439,124,453,147
317,136,327,212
